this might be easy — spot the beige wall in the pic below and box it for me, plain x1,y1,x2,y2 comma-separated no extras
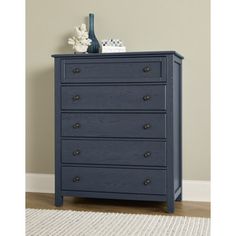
26,0,210,180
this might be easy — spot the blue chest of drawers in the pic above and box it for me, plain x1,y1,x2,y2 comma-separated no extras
52,51,183,213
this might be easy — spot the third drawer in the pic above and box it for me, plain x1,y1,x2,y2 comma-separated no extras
62,139,166,166
61,113,166,138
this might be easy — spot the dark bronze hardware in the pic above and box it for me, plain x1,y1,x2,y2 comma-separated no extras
72,68,80,73
144,152,151,158
143,95,151,101
73,95,80,101
143,123,151,129
144,179,151,185
73,123,80,129
143,66,151,73
73,149,80,156
73,176,80,182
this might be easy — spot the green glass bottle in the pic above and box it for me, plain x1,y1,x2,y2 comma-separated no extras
88,13,100,53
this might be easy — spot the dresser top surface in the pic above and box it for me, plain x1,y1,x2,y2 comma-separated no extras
51,51,184,59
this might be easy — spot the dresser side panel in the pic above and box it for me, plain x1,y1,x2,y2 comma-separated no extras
173,57,182,193
54,58,62,203
165,55,175,212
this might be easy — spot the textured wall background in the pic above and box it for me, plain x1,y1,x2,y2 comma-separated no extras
26,0,210,180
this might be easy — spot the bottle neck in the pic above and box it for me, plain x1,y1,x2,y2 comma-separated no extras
89,14,95,34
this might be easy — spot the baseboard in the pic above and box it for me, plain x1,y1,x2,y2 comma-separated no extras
26,173,54,194
182,180,210,202
26,173,210,202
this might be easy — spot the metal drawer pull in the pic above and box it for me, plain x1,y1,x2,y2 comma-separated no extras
143,123,151,129
72,68,80,73
143,95,151,101
73,123,80,129
73,149,80,156
73,95,80,101
73,176,80,182
144,152,151,158
144,179,151,185
143,66,151,73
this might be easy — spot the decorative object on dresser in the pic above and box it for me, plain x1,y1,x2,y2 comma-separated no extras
101,39,126,53
87,13,100,53
68,24,91,53
52,51,184,213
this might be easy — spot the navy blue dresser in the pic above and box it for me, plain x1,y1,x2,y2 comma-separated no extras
52,51,183,213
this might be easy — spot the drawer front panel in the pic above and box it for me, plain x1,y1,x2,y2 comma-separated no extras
62,58,166,83
62,166,166,194
62,139,166,166
61,85,166,110
61,113,166,138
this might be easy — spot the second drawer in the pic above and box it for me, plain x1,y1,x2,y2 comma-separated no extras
62,139,166,166
61,85,166,110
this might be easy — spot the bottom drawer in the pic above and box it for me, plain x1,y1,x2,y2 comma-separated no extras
62,167,166,195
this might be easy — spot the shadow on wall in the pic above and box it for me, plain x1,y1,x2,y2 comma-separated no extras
26,66,55,174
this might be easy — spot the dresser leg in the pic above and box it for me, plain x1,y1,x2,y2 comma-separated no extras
55,194,63,207
167,200,175,213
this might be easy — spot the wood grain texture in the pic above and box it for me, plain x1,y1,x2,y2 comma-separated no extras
61,85,166,111
26,192,210,218
61,113,166,138
61,166,166,194
61,139,166,166
63,58,165,83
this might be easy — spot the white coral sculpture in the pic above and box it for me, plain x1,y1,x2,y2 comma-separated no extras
68,24,92,53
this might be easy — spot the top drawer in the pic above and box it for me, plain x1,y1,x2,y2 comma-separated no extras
61,57,167,83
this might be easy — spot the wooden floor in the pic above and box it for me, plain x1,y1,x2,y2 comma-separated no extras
26,192,210,218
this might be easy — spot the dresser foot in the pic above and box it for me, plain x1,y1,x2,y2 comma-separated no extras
167,200,175,213
55,195,63,207
176,193,182,201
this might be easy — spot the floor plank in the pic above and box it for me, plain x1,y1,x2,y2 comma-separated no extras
26,192,210,218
